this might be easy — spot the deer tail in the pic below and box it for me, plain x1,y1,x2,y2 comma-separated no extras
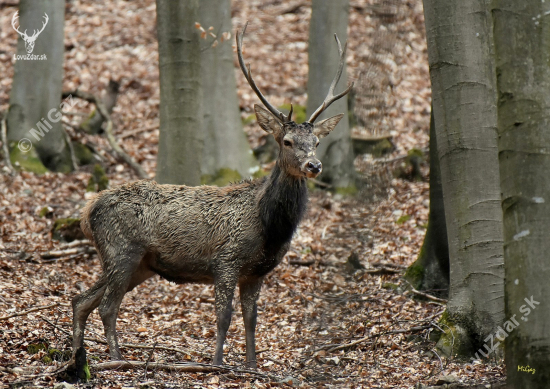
80,195,98,242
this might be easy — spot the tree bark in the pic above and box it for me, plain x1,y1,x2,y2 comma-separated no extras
155,0,203,186
307,0,356,190
198,0,256,183
7,0,71,173
404,108,449,298
423,0,505,357
492,2,550,386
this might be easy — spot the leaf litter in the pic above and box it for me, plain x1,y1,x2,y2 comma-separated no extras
0,0,504,387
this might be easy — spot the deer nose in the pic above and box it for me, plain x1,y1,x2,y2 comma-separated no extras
307,161,322,174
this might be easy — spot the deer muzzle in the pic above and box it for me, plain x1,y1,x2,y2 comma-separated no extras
302,159,322,178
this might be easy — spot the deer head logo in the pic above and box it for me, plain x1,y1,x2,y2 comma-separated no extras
12,11,49,54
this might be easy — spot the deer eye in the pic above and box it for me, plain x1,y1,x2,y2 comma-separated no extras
283,140,292,147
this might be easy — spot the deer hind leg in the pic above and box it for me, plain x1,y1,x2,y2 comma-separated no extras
71,274,109,355
213,268,239,366
126,256,156,292
239,277,264,369
97,246,146,360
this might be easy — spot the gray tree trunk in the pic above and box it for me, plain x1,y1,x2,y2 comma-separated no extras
492,2,550,386
423,0,505,357
307,0,355,190
7,0,71,173
405,108,449,298
155,0,203,186
198,0,255,184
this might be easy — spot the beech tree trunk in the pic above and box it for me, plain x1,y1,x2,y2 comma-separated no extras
423,0,505,357
7,0,71,173
405,108,449,298
198,0,255,183
307,0,355,190
492,2,550,386
155,0,203,186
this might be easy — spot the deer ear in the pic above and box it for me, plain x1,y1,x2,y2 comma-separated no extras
313,114,344,139
254,104,282,135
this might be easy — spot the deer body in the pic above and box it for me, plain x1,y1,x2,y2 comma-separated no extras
74,160,307,365
81,164,307,285
71,24,352,372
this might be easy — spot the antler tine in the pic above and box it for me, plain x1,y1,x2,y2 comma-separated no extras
11,11,24,36
30,13,48,38
307,34,354,124
236,22,292,123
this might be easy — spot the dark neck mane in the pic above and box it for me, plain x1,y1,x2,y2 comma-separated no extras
258,162,308,254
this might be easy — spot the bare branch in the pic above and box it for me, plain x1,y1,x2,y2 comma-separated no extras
325,325,430,353
0,303,60,321
407,288,448,303
41,246,95,260
119,124,159,139
61,125,79,170
90,360,283,382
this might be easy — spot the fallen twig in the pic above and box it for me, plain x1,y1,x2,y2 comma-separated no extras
0,303,60,321
401,279,448,304
41,246,95,260
91,360,282,382
370,261,407,269
364,267,400,274
58,239,92,249
62,125,79,170
262,356,286,366
422,309,446,323
237,348,269,356
143,341,158,378
62,90,148,179
407,287,448,304
325,325,431,353
119,124,159,139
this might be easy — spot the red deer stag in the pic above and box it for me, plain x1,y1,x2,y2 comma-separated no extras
70,24,353,372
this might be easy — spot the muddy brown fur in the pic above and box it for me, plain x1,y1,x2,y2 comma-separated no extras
71,26,351,373
71,106,343,370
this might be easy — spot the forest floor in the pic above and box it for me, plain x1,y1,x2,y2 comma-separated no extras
0,0,505,388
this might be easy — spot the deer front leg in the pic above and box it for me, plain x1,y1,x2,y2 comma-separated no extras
213,269,239,365
239,277,263,369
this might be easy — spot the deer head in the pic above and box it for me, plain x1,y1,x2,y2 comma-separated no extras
12,11,49,54
236,23,353,179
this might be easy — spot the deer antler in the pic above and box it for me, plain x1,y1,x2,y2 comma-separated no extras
11,12,49,40
11,11,27,38
29,13,49,39
307,34,354,124
236,22,293,123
